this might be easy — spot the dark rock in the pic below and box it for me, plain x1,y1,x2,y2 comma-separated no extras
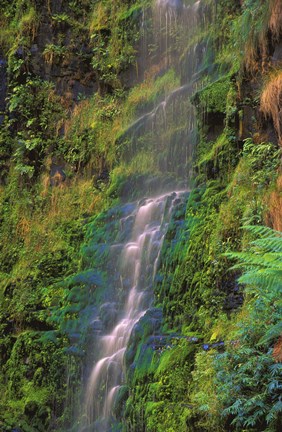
24,401,38,417
224,282,243,311
50,163,66,186
131,308,163,341
125,308,163,368
95,168,109,188
72,270,102,286
68,332,81,343
272,41,282,65
206,112,225,142
89,319,103,332
99,302,118,330
113,385,129,419
240,105,256,140
15,46,24,57
202,341,225,351
119,215,135,241
65,346,85,357
30,44,39,54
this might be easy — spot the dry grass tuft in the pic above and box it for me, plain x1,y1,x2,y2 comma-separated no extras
89,2,109,33
269,0,282,41
41,173,51,198
16,216,31,240
243,0,282,73
260,71,282,143
64,99,91,137
143,60,167,81
266,173,282,231
273,336,282,363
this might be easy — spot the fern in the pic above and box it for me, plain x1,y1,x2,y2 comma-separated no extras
242,224,282,238
259,322,282,346
253,237,282,252
216,225,282,430
226,225,282,294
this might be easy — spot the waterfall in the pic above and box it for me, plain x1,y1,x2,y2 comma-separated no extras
119,0,203,181
76,1,204,430
80,192,186,431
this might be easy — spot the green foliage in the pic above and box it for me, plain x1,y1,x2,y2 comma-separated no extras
227,225,282,326
190,226,282,431
88,0,141,91
0,1,39,57
0,0,281,430
42,43,68,65
0,329,69,431
122,68,179,119
208,0,270,73
197,76,231,114
126,338,195,432
242,139,281,187
5,77,65,180
196,130,240,184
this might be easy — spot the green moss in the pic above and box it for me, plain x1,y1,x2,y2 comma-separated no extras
196,76,231,114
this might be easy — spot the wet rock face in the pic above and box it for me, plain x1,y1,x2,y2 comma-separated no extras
25,4,97,103
99,302,119,331
50,163,66,186
271,41,282,65
125,307,163,369
77,192,188,430
157,0,183,12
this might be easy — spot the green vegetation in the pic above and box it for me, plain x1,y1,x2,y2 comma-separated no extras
0,0,145,429
0,0,281,431
190,226,282,431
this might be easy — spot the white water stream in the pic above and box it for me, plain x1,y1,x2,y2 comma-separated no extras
78,1,203,430
81,192,185,431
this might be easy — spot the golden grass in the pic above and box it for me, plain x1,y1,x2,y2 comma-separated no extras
16,216,31,240
8,175,105,279
273,336,282,363
260,71,282,143
244,38,266,74
44,178,101,221
19,7,39,41
269,0,282,41
243,0,282,73
0,5,38,53
89,2,109,33
143,60,167,81
64,99,90,137
265,173,282,231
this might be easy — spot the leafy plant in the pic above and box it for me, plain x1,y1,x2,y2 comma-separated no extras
242,139,281,187
42,43,68,65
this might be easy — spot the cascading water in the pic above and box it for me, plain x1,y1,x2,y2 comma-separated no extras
77,0,205,430
119,0,204,181
81,192,186,431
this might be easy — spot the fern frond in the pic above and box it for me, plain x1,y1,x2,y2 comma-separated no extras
269,363,282,376
227,252,282,271
226,226,282,293
252,237,282,252
239,268,282,292
266,400,282,424
241,225,282,238
258,322,282,346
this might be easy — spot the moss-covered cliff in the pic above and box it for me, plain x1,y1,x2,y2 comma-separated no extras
0,1,281,431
